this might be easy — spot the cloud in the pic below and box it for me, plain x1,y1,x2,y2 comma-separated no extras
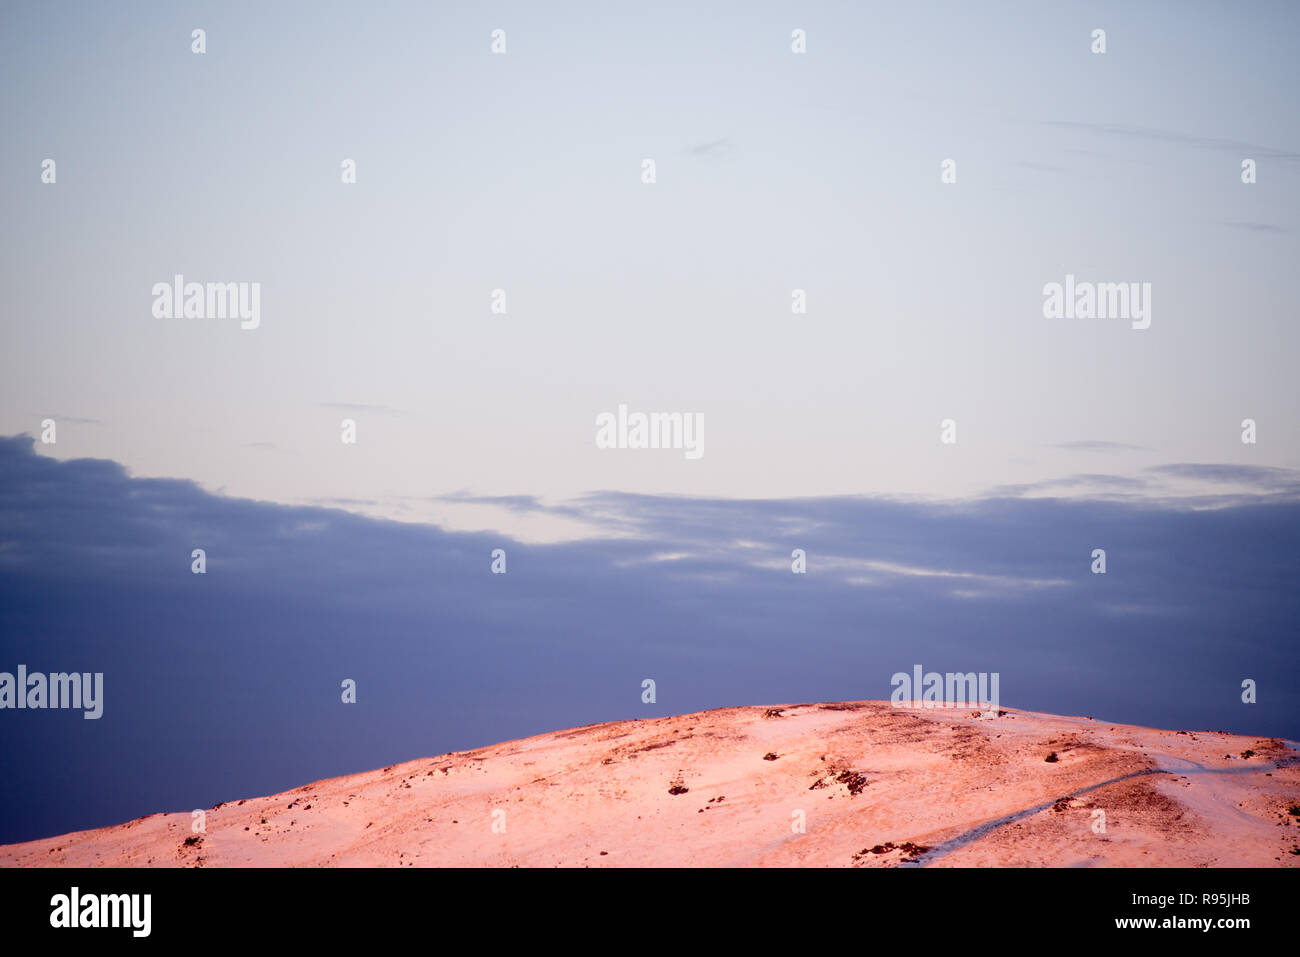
1146,463,1300,491
426,491,596,526
430,492,550,512
1052,441,1148,452
38,414,104,426
1,435,1297,845
988,473,1151,498
1038,121,1300,161
684,137,734,158
1011,161,1065,172
1206,221,1289,234
317,402,410,417
987,464,1300,501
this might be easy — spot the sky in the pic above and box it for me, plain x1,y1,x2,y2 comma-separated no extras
0,2,1298,842
1,1,1297,537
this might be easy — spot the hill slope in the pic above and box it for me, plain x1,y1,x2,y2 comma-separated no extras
3,702,1298,867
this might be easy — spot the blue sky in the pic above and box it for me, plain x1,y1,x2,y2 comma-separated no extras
1,2,1298,842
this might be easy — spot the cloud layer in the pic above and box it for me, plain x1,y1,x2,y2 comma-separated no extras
1,435,1297,843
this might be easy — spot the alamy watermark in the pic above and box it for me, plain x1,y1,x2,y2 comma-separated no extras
595,404,704,460
50,887,150,937
0,666,103,719
890,664,999,715
1042,274,1150,330
152,274,260,330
